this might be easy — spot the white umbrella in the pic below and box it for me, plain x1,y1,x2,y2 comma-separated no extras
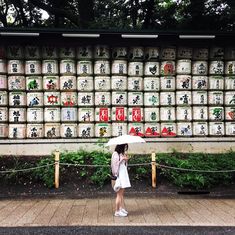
105,134,146,146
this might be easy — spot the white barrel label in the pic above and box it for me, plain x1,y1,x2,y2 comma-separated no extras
25,60,41,75
8,60,24,74
144,62,160,76
0,91,8,106
208,91,224,105
77,76,94,91
144,77,160,91
225,76,235,90
112,47,127,59
176,107,192,121
77,46,93,59
176,60,191,74
94,60,110,75
0,75,7,90
209,61,224,75
161,48,176,60
160,92,175,106
160,61,175,75
192,76,208,90
144,108,159,122
9,124,26,138
78,92,94,106
177,122,192,136
60,60,76,75
192,106,208,120
128,62,144,76
44,107,60,122
78,108,94,122
45,123,60,138
61,124,77,138
144,92,159,106
9,108,26,123
225,91,235,105
177,47,192,59
27,92,43,107
209,107,224,121
128,77,143,91
176,91,192,106
176,75,191,90
44,92,60,106
225,122,235,136
160,107,176,121
192,61,208,75
43,76,59,90
0,107,8,122
225,107,235,120
209,122,224,136
94,45,110,59
111,60,127,75
42,60,58,74
94,76,111,91
27,124,44,138
77,61,93,75
193,122,208,136
0,124,8,138
192,91,207,105
209,76,224,90
95,123,111,137
111,76,127,90
60,76,76,90
61,107,77,122
61,92,77,106
78,124,94,138
9,92,26,106
112,91,127,106
95,92,111,106
26,76,43,91
128,92,143,106
112,123,127,137
8,76,26,90
225,61,235,75
27,108,44,123
160,76,176,90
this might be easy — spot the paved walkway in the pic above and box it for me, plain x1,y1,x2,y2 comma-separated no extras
0,196,234,227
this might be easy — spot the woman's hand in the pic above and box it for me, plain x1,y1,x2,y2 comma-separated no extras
123,154,128,161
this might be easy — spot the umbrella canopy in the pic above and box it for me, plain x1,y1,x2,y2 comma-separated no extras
105,135,146,146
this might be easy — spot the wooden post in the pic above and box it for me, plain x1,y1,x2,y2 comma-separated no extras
54,151,60,189
151,152,156,188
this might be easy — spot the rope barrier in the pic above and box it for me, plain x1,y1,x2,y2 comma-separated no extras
60,162,151,167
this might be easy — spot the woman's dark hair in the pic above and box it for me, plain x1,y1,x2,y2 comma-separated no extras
115,144,128,155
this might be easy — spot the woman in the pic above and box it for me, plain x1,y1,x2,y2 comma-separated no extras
111,143,131,217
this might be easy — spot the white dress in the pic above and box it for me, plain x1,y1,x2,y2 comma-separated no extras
118,160,131,189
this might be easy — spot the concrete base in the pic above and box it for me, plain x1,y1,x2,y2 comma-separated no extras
0,138,235,156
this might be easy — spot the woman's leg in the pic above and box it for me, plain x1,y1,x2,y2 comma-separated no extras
120,189,125,209
115,189,124,212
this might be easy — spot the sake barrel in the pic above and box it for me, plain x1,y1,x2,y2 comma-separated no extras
177,47,193,59
209,107,224,121
95,92,111,106
193,122,208,136
176,91,192,106
44,123,60,138
209,61,224,75
209,122,224,136
160,61,176,76
7,45,24,59
78,123,94,138
0,59,7,74
111,60,127,75
144,77,160,91
9,108,26,123
176,75,192,90
192,91,208,105
225,61,235,75
160,107,176,122
44,91,60,106
8,124,26,138
128,107,144,122
144,107,160,122
208,76,224,90
0,47,6,59
111,107,127,122
193,48,209,60
112,123,128,137
128,77,143,91
27,92,44,107
8,76,26,90
61,92,77,107
111,76,127,90
225,48,235,60
61,123,77,138
78,107,94,122
0,75,7,90
208,91,224,105
112,47,128,59
8,60,24,74
210,47,224,59
0,91,8,106
225,107,235,121
61,107,77,122
176,60,191,75
42,46,58,59
112,91,127,106
160,47,176,60
0,124,8,138
144,62,160,76
43,76,60,90
128,62,144,76
95,123,111,137
145,47,160,60
159,92,175,106
160,122,176,137
225,76,235,90
95,107,111,122
192,61,208,75
128,123,144,136
176,106,192,121
60,76,77,91
9,91,26,106
160,76,176,90
94,60,110,75
225,91,235,106
177,122,192,137
60,60,76,75
77,76,94,91
94,45,110,59
144,123,160,137
144,92,160,106
77,46,93,60
77,61,93,76
78,92,94,106
42,60,58,75
128,47,144,60
59,47,75,59
25,60,41,75
94,76,111,91
192,76,208,90
27,108,44,123
44,107,60,122
225,122,235,136
128,92,143,106
25,46,41,59
27,124,44,138
26,76,43,91
192,106,208,121
0,107,8,122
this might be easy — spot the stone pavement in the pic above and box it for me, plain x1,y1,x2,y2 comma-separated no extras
0,196,234,227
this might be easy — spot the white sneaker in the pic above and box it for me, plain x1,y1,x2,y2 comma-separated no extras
120,208,128,215
114,210,128,217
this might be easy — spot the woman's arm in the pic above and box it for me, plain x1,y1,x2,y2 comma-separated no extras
111,152,125,176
